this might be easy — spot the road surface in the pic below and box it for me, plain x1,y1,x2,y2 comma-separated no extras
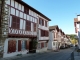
16,48,74,60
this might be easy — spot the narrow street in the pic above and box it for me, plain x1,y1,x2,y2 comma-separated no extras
15,48,74,60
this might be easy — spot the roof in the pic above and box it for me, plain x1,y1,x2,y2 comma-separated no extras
77,14,80,16
74,18,78,22
74,18,80,23
49,25,58,30
59,29,62,33
15,0,51,21
49,25,59,31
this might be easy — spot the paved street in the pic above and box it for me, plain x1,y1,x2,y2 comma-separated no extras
15,48,73,60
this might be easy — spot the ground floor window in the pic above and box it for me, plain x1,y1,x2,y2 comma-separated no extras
37,42,48,49
37,43,41,49
41,42,44,48
8,40,29,53
53,42,55,46
44,42,47,47
21,40,26,50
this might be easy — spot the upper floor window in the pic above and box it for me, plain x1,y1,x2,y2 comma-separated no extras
39,18,44,26
33,23,36,31
26,20,31,31
41,30,49,37
45,21,47,27
24,7,29,14
11,15,20,29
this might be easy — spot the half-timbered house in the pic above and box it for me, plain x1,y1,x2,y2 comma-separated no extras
0,0,51,58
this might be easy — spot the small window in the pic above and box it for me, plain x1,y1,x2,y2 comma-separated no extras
37,43,41,49
53,42,55,46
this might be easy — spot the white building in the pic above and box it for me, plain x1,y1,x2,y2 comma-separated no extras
74,15,80,49
48,25,60,51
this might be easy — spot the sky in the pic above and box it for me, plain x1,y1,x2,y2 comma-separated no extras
23,0,80,34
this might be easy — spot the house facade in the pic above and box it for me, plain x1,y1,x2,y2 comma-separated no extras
36,15,50,52
0,0,51,58
74,15,80,49
48,25,60,51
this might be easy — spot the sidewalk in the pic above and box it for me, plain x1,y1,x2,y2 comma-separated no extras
0,50,51,60
68,48,80,60
74,50,80,60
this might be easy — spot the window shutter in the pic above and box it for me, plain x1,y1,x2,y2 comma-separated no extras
41,43,44,48
42,20,44,26
74,22,76,27
26,40,29,49
8,40,11,53
39,18,40,24
12,40,16,52
0,15,1,27
16,17,20,29
18,40,21,51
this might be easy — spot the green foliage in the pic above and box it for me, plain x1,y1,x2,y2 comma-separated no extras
66,34,76,40
66,34,78,45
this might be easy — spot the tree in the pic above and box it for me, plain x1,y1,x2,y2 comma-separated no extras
66,34,78,45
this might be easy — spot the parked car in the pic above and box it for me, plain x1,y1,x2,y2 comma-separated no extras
60,46,65,49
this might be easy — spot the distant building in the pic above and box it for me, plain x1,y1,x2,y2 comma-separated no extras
74,15,80,49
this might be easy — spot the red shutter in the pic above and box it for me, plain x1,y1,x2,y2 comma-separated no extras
16,17,20,29
42,20,44,26
18,40,21,51
45,21,47,27
41,42,44,48
8,40,12,53
26,7,29,14
26,40,29,49
74,22,76,27
0,15,1,27
75,28,77,33
39,18,40,24
12,40,16,52
24,7,26,13
8,40,16,53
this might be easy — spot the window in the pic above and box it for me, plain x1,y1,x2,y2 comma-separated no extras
12,15,20,29
45,21,47,27
44,42,47,47
39,18,44,26
26,20,31,31
37,43,41,49
21,40,26,50
33,23,36,31
53,42,55,46
24,7,29,14
41,30,49,37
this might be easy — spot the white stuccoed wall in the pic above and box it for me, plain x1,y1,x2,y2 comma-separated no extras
48,31,54,49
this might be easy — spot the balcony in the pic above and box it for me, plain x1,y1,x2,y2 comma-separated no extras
39,37,49,41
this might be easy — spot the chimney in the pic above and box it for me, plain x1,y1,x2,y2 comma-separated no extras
77,14,80,21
